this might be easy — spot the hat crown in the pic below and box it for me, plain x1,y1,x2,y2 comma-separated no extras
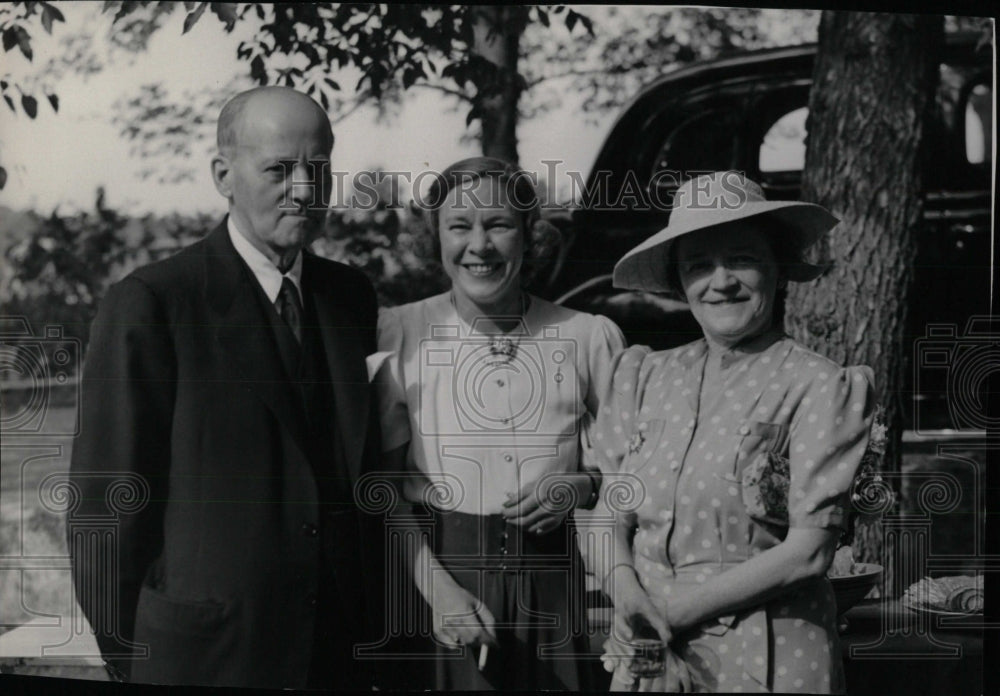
673,171,766,217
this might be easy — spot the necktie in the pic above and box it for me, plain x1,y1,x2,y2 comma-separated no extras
275,276,303,344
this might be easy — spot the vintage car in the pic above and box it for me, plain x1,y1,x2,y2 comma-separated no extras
543,32,993,434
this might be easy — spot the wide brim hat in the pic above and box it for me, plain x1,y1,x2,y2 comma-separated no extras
612,171,839,296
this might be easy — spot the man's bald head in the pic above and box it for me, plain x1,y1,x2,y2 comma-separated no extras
216,86,333,156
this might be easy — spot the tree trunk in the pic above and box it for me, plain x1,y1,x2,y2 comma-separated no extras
785,12,943,592
470,6,526,163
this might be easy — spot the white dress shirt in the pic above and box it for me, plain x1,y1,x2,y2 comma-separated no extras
227,216,303,304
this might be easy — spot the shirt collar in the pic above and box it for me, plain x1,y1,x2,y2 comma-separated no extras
227,215,302,304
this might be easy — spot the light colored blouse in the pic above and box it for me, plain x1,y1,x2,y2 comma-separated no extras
593,330,875,693
375,291,626,515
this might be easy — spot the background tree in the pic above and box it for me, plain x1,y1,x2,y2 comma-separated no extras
2,3,821,184
786,12,945,589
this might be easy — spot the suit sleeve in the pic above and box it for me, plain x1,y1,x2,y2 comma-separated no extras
67,276,175,676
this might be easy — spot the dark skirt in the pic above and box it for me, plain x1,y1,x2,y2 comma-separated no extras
428,507,596,691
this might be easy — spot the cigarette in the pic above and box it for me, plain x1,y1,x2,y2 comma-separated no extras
478,644,489,671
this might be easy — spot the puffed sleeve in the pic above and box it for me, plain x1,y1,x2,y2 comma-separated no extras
788,365,876,530
580,315,627,472
374,306,411,453
590,344,652,476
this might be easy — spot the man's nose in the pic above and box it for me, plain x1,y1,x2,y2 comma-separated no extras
289,162,322,208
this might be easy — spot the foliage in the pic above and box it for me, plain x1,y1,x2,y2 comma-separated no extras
1,186,449,354
519,7,820,122
2,189,212,348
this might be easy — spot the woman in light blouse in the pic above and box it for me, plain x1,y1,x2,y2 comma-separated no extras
592,171,875,693
375,157,625,690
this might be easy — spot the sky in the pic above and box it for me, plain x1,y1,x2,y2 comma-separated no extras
1,2,616,216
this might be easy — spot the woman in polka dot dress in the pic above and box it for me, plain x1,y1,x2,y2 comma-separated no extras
589,172,875,693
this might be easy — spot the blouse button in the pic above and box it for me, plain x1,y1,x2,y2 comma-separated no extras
670,462,680,471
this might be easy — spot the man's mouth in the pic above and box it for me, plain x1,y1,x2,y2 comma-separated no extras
463,263,503,277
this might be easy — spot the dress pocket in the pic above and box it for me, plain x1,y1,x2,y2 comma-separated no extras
734,421,790,527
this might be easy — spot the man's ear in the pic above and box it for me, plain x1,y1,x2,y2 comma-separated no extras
211,152,234,199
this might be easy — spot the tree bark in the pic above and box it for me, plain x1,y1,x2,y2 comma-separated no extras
785,12,943,590
470,6,526,163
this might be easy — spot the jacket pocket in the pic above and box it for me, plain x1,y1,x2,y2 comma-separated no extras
135,585,232,637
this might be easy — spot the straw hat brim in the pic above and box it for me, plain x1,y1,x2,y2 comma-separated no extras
612,201,838,294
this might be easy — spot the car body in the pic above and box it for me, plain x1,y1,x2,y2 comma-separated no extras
543,33,993,433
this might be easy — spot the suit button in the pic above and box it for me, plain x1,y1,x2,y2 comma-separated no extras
306,592,318,607
301,523,318,537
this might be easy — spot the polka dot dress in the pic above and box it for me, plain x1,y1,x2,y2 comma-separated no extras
595,332,875,694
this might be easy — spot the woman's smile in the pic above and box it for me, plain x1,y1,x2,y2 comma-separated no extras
462,261,505,277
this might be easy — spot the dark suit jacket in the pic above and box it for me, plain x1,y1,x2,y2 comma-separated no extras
67,221,385,688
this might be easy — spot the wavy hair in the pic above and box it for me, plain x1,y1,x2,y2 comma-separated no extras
413,157,560,285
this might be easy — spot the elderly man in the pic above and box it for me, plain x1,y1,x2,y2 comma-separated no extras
68,87,383,689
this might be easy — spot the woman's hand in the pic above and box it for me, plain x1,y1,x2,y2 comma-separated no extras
602,635,692,692
429,575,498,649
501,472,593,534
602,567,692,692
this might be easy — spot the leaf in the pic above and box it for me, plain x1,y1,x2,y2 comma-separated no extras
324,77,340,91
0,165,6,190
319,90,329,112
2,28,16,53
15,26,32,61
536,8,549,28
182,3,208,34
47,93,58,112
565,11,577,32
41,3,65,23
112,1,140,24
210,2,238,30
21,94,38,118
41,8,54,34
3,94,14,112
465,106,480,127
250,54,266,84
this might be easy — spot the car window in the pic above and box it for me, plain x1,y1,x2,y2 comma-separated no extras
650,108,742,185
759,106,808,172
965,83,992,165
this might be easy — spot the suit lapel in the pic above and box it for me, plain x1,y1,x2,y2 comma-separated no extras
204,222,308,451
304,254,370,483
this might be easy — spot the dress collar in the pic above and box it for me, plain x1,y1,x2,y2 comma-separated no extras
676,327,787,370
